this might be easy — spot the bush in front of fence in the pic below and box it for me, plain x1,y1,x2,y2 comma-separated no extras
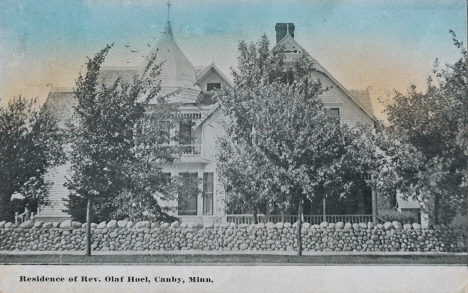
378,209,419,224
0,219,465,253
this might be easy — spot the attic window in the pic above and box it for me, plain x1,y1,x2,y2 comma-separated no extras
207,83,221,91
325,108,340,123
328,108,340,117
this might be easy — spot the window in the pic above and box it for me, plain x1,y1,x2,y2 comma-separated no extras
179,120,192,145
162,172,171,185
178,173,198,215
206,83,221,92
203,173,214,215
325,108,340,123
160,121,171,143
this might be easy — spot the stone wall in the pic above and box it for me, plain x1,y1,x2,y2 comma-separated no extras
0,220,466,252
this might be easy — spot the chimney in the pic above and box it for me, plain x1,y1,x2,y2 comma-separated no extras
288,23,295,39
275,23,295,44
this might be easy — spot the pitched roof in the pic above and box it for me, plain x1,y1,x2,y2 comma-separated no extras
275,34,376,122
193,102,221,129
397,196,421,209
99,67,138,85
139,21,201,103
349,89,374,118
196,63,233,87
194,66,206,77
43,88,76,128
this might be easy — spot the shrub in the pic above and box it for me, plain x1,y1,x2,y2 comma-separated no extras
379,209,418,224
449,213,468,230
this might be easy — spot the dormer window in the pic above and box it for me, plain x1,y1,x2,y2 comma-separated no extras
206,83,221,92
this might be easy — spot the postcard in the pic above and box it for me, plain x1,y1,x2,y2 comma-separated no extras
0,0,467,292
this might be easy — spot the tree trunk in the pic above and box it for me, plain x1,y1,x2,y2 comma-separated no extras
85,196,92,256
297,199,303,256
253,208,258,224
371,179,378,225
433,194,440,225
0,192,12,222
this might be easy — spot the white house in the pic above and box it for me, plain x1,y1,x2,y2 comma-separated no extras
36,22,379,224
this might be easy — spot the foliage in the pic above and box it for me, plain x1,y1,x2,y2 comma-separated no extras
64,44,184,223
0,96,64,221
110,173,198,223
380,31,467,224
379,208,418,224
216,35,381,255
448,213,468,231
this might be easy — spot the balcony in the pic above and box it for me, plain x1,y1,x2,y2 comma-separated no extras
181,144,201,156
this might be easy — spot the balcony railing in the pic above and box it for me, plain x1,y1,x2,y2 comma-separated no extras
181,144,201,156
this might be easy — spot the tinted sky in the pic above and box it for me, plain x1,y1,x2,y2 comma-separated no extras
0,0,466,119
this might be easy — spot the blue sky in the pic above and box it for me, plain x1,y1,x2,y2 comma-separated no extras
0,0,466,118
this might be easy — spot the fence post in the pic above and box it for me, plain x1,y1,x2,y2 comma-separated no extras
322,197,326,222
15,212,18,224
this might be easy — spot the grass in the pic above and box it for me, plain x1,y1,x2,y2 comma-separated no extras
1,253,466,265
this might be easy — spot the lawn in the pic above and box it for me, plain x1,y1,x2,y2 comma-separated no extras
0,253,466,265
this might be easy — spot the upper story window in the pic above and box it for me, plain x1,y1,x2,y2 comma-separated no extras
325,108,340,124
206,83,221,92
179,120,192,145
158,120,171,143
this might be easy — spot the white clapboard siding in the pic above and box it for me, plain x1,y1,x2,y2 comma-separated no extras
38,163,71,220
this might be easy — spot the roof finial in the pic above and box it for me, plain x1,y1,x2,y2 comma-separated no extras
167,0,171,22
164,0,173,34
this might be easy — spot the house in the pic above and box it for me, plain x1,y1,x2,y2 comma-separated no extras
36,22,377,224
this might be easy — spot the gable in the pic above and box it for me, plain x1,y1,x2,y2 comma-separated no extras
196,63,233,92
275,34,309,65
43,88,77,128
349,89,374,118
194,102,221,129
312,70,375,127
199,105,229,161
274,34,376,124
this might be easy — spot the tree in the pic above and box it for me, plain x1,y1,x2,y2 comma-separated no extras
218,138,269,223
216,36,379,255
0,96,64,221
65,44,184,255
380,31,467,224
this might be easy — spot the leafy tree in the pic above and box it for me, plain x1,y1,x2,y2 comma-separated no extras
218,138,269,223
216,36,379,255
380,31,467,224
0,96,64,221
65,44,184,254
